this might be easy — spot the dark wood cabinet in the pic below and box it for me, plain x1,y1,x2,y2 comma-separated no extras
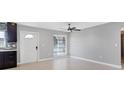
0,53,4,68
0,51,17,69
5,51,17,67
6,22,17,42
0,22,17,69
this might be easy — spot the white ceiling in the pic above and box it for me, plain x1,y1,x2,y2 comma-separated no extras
18,22,108,32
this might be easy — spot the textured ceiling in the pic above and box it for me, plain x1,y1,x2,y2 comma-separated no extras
18,22,108,31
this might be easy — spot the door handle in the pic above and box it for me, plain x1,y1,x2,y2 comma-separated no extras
36,46,38,50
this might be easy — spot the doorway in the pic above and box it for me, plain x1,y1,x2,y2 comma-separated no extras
20,31,39,64
53,35,67,56
121,31,124,68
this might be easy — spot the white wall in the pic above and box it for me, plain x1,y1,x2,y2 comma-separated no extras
70,22,124,66
17,24,69,63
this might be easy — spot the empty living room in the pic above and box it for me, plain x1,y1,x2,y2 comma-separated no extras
0,22,123,70
1,1,124,93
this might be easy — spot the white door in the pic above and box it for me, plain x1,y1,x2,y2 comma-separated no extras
20,31,39,64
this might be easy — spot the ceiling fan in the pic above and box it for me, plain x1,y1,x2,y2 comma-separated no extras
59,23,82,32
67,24,81,32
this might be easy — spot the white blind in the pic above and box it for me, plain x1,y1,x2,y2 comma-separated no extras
0,31,5,47
0,31,5,38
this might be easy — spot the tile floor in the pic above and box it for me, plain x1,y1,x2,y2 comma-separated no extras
10,57,120,70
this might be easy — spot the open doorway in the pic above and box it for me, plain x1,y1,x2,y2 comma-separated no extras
121,31,124,67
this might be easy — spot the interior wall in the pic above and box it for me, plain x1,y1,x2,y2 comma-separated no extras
70,22,124,66
17,24,69,63
17,22,124,67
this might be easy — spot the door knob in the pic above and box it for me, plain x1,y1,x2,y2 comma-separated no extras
36,46,38,50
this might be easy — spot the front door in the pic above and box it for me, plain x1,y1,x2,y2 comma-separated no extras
20,31,39,64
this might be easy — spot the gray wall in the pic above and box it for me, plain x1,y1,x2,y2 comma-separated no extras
17,24,69,63
70,22,124,66
17,22,124,66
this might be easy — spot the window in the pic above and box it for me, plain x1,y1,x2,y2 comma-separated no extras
0,31,6,48
25,34,34,39
53,35,67,56
0,23,6,48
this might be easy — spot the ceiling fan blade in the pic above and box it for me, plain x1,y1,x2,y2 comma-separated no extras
73,29,81,31
71,27,76,30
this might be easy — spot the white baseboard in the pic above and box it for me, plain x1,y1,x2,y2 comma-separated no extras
39,57,54,62
18,58,54,65
18,61,37,65
70,56,121,69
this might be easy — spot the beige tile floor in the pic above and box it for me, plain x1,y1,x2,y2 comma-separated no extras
9,57,121,70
